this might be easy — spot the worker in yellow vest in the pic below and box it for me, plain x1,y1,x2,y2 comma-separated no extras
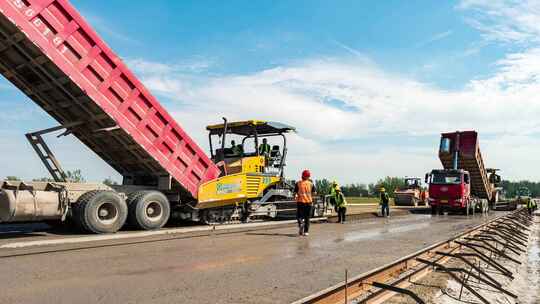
527,198,535,215
295,170,317,236
258,138,271,156
329,181,339,206
380,187,390,217
335,186,348,223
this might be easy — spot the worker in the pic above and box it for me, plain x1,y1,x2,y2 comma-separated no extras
231,140,243,156
295,169,317,236
258,138,271,156
380,187,390,217
421,190,428,205
329,181,339,207
527,198,535,215
335,186,348,223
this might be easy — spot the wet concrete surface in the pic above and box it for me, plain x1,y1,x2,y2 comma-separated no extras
0,205,415,247
0,212,503,304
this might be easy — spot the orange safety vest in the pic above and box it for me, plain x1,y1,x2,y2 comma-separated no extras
296,180,314,204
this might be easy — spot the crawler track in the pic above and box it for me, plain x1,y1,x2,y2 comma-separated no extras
293,208,532,304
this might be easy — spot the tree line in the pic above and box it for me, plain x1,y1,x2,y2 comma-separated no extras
315,176,407,197
500,180,540,197
316,178,540,198
3,170,118,186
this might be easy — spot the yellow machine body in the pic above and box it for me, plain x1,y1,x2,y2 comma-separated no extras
196,156,282,209
196,119,296,210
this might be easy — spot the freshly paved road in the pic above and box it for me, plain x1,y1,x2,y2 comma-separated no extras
0,212,501,304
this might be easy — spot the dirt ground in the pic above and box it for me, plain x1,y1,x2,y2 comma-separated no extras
386,213,540,304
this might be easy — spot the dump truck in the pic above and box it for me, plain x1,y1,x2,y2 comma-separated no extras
394,177,428,207
425,131,502,214
0,0,327,233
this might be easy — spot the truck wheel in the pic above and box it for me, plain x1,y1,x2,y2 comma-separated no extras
74,191,127,234
127,191,170,230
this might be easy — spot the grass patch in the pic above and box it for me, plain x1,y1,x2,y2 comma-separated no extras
346,196,395,205
346,197,378,205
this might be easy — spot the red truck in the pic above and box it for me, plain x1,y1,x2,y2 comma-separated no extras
425,131,502,214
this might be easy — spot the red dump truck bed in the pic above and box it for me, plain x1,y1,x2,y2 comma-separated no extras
438,131,492,201
0,0,220,198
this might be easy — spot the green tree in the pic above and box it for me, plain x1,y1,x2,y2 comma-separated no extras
33,177,54,182
65,170,85,183
373,176,406,197
501,180,540,197
103,177,118,186
5,176,20,181
314,179,332,195
341,183,369,197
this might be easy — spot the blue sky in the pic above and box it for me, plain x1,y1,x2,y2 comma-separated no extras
1,0,540,183
74,0,503,88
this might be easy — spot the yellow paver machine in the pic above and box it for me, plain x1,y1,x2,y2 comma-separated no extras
182,119,327,223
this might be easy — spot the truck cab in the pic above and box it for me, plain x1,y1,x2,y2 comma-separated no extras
426,131,493,215
425,169,471,212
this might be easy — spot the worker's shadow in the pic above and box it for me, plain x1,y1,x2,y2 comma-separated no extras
245,232,299,238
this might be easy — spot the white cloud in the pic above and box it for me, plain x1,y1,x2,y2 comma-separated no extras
124,47,540,182
458,0,540,44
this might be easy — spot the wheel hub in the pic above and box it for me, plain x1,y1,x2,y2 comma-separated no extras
97,202,118,224
146,201,162,220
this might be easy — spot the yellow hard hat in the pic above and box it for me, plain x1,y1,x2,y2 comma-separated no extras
380,187,386,192
332,180,338,186
335,186,341,192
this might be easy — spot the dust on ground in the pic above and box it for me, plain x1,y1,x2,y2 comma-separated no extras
387,213,540,304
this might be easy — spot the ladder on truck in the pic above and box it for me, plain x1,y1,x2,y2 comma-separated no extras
25,123,83,183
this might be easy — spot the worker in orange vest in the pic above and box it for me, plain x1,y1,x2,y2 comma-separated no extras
295,169,317,236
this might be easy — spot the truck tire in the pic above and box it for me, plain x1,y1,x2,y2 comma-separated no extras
73,191,127,234
127,191,170,230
